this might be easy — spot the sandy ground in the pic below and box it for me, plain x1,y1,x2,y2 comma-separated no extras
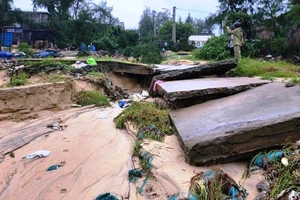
0,105,264,200
0,70,9,86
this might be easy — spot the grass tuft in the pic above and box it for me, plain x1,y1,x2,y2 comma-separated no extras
8,72,29,87
114,102,172,135
76,91,109,107
235,58,300,82
87,71,105,79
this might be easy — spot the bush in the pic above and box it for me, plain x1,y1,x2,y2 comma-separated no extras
93,36,118,54
8,72,29,87
270,37,286,56
140,43,162,64
76,91,109,106
193,35,231,61
17,43,35,58
114,102,172,135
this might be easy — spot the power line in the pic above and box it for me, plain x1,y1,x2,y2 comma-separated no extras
176,8,211,13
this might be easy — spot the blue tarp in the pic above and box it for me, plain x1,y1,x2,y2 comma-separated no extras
0,51,12,60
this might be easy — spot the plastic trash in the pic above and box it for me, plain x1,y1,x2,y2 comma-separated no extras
153,80,164,92
252,150,283,168
24,150,51,159
47,164,61,171
189,169,247,199
87,57,97,66
71,104,82,108
94,193,118,200
141,90,149,97
47,123,62,131
46,161,65,171
71,61,88,69
128,169,143,183
118,100,131,108
0,51,12,60
281,157,289,166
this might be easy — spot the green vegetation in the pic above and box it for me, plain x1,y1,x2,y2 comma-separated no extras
76,91,109,107
248,144,300,198
234,58,300,81
114,102,172,135
270,164,295,198
87,71,106,79
115,101,172,176
17,43,35,58
292,78,300,84
43,74,69,83
8,72,29,87
192,35,231,61
18,60,73,76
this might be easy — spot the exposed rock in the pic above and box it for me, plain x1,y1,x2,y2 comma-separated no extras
256,180,270,192
169,83,300,165
253,191,269,200
0,82,75,114
156,77,269,108
285,82,295,87
149,59,237,95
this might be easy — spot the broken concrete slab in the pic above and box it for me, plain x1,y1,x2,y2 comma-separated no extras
154,64,197,72
17,59,156,76
156,77,270,108
149,59,237,95
169,83,300,166
99,61,156,75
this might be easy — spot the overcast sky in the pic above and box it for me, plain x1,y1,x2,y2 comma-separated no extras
13,0,219,29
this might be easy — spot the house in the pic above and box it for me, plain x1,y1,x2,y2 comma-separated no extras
188,35,212,48
1,12,56,48
22,11,50,29
114,22,125,29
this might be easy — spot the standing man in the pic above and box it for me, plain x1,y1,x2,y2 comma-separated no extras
226,22,244,60
228,24,235,57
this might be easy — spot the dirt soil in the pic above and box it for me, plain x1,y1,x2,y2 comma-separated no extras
0,70,10,86
0,105,264,200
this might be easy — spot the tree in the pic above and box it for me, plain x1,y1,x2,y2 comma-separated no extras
193,18,213,34
69,0,84,19
91,1,118,25
158,21,197,51
285,0,300,53
156,10,170,28
117,30,139,49
32,0,77,20
0,0,18,28
139,7,154,40
185,13,193,24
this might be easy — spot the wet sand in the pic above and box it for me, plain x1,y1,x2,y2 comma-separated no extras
0,105,263,199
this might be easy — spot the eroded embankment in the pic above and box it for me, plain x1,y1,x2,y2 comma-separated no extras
0,82,75,114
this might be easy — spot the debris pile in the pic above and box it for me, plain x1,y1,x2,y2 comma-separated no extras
249,141,300,199
188,169,248,200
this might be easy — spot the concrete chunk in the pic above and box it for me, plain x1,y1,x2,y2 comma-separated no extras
156,77,270,107
169,83,300,165
149,59,237,94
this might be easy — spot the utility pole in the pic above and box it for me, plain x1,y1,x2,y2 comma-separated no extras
172,6,176,43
